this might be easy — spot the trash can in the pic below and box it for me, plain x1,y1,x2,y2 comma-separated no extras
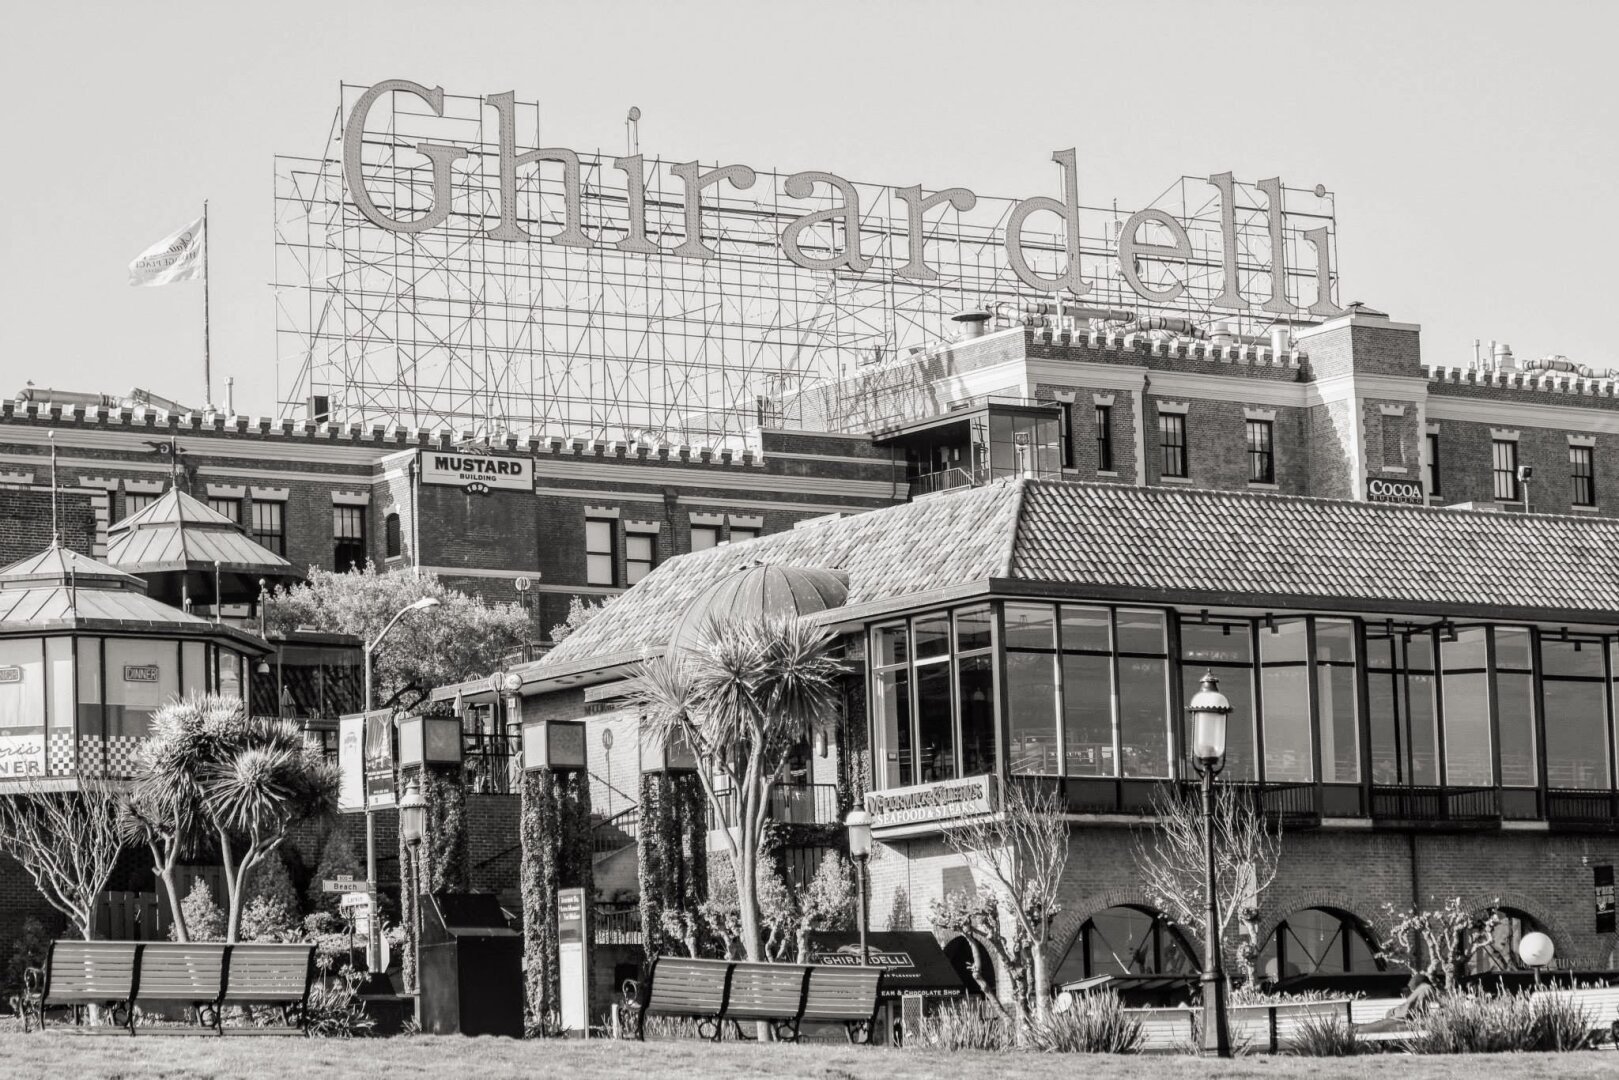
418,892,524,1037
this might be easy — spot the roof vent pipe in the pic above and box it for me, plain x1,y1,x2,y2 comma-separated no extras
1270,327,1291,355
1493,342,1516,371
951,310,991,339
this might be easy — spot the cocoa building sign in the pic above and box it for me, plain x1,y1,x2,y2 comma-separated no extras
346,80,1343,319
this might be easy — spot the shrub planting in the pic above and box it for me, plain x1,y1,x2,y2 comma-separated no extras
1288,1010,1361,1056
1402,989,1594,1054
1028,995,1145,1053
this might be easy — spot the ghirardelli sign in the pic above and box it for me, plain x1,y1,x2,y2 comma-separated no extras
344,80,1343,319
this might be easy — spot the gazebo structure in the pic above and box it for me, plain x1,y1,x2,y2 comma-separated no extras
104,488,301,614
0,542,271,788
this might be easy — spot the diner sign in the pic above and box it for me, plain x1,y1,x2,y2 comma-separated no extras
345,80,1343,319
0,734,44,779
0,667,22,685
123,664,161,683
866,775,997,829
418,450,531,494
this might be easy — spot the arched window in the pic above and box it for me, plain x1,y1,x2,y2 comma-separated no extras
385,513,402,559
1469,908,1547,973
1258,908,1384,983
1052,905,1199,986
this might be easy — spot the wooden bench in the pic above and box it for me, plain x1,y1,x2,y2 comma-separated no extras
800,966,884,1044
1537,986,1619,1043
26,941,141,1033
1229,999,1353,1053
219,943,319,1034
637,957,734,1040
1123,1006,1195,1051
725,962,812,1041
26,941,320,1036
636,956,886,1043
134,943,229,1034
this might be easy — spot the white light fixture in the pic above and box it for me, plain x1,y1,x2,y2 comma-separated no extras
1518,931,1554,969
398,779,427,848
845,808,873,861
1187,670,1231,769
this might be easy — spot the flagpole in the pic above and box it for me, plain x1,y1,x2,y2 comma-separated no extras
203,200,212,409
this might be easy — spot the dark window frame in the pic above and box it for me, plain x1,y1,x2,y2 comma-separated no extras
1493,440,1520,502
1096,404,1115,473
1159,412,1188,479
625,531,657,584
1247,419,1275,484
384,512,402,559
250,500,286,556
1571,445,1596,507
585,517,618,587
1426,432,1442,496
332,505,367,572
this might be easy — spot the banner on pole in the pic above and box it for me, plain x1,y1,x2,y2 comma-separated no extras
129,217,204,286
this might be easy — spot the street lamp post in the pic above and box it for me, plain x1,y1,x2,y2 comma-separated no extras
397,778,427,993
1187,669,1232,1059
362,595,441,971
845,808,873,966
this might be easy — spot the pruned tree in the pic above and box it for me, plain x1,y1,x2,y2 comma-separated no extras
632,615,844,963
0,781,124,941
931,778,1068,1033
126,694,338,942
792,853,855,964
266,565,530,713
1379,897,1504,989
1133,783,1281,986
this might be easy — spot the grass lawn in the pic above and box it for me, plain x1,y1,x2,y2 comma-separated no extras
0,1036,1615,1080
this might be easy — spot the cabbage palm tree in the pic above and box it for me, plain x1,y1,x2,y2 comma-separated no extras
127,694,337,942
634,615,844,962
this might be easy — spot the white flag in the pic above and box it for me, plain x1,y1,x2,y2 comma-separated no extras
128,216,204,286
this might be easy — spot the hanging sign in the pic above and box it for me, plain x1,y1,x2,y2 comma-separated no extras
1597,865,1615,935
363,709,396,808
0,667,22,685
1366,477,1424,505
865,775,997,829
418,450,531,493
338,714,365,812
123,664,161,683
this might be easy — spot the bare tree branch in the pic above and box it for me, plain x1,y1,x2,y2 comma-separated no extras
0,781,125,941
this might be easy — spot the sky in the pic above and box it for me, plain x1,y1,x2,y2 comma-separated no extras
2,0,1616,418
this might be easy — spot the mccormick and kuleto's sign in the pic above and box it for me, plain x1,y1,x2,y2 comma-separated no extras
865,775,997,829
345,80,1343,319
418,450,531,494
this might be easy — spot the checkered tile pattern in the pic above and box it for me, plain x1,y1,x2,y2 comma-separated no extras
46,732,74,776
102,735,142,779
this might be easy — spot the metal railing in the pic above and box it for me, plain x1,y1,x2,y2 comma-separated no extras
592,807,640,855
1370,785,1500,822
908,466,982,499
594,904,642,945
464,731,520,795
1545,789,1619,824
710,783,840,829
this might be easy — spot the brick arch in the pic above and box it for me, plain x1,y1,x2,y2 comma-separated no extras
1462,891,1574,965
1253,887,1391,954
1045,887,1196,969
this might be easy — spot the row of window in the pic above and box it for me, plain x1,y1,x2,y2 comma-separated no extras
870,602,1619,792
584,519,761,588
1455,436,1598,507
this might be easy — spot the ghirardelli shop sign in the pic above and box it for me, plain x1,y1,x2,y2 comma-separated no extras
419,450,531,494
344,80,1343,319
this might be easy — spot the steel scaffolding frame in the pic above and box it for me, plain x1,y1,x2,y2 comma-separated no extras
273,85,1340,445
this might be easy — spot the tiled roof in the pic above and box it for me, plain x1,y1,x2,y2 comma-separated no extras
106,488,297,577
536,479,1619,677
538,482,1021,674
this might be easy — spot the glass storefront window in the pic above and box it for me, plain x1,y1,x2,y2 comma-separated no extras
1116,610,1170,779
1005,603,1058,777
956,606,997,777
1442,628,1492,787
869,605,999,788
1316,620,1359,783
1259,620,1311,783
1544,637,1609,790
1495,628,1536,788
0,639,46,781
871,623,911,789
1368,627,1439,786
1182,621,1256,780
104,638,179,742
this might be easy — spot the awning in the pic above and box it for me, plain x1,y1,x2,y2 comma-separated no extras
805,931,972,998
